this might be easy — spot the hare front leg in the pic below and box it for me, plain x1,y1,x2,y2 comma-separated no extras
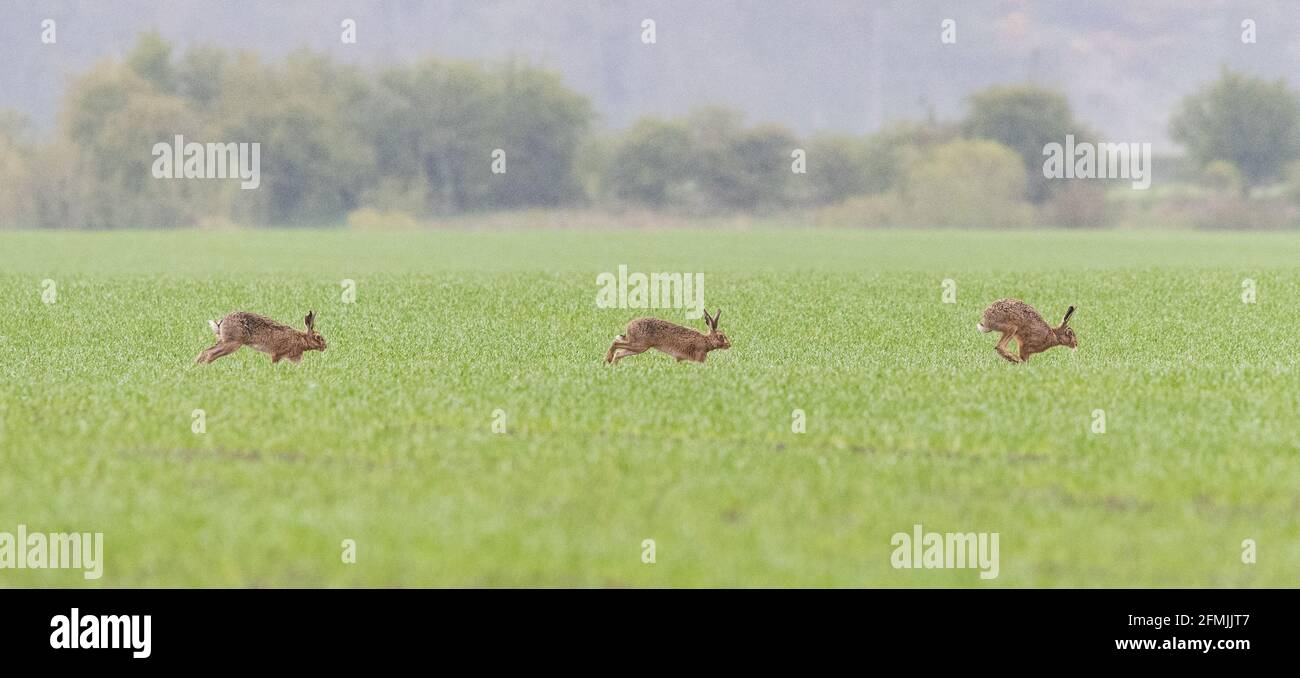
995,330,1021,363
606,336,636,364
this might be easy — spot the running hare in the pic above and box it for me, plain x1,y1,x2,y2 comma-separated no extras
978,300,1076,363
195,311,327,364
606,309,730,364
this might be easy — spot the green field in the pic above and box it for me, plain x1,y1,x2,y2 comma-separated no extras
1,228,1297,587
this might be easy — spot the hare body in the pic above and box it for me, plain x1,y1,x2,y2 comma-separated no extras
195,311,326,364
978,299,1076,363
606,309,730,364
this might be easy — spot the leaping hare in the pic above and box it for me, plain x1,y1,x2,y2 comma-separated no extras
978,300,1076,363
195,311,327,364
606,309,730,364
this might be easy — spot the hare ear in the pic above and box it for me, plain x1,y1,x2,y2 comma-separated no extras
702,308,714,328
1062,306,1075,325
305,311,316,330
712,309,721,327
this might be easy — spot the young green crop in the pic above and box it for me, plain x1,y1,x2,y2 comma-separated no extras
0,229,1296,586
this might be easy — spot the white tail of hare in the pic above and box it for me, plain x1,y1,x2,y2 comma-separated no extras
195,311,326,364
606,309,730,364
978,299,1076,363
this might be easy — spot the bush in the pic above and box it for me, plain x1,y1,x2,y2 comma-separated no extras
862,121,958,194
1193,195,1295,230
897,139,1033,227
795,134,868,205
1201,160,1244,196
811,139,1035,228
811,194,906,228
962,85,1086,202
346,208,423,231
1040,181,1112,229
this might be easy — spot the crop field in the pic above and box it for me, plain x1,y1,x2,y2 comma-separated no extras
0,228,1297,587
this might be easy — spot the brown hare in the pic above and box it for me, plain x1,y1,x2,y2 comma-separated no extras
606,309,730,364
195,311,327,364
978,299,1076,363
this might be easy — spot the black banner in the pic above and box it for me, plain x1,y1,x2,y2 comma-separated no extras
0,588,1287,666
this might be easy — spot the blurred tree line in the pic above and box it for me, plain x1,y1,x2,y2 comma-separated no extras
0,32,592,228
2,33,1299,229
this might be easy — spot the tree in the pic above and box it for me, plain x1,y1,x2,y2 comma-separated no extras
1170,70,1300,194
599,108,807,212
126,30,177,94
858,121,957,196
719,123,800,210
680,107,747,211
962,85,1083,202
60,61,204,228
177,44,229,108
490,61,593,208
357,58,591,214
802,134,872,205
686,108,799,211
219,50,376,224
604,117,695,208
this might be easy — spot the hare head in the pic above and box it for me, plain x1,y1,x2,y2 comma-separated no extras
303,311,327,351
702,308,730,350
1054,306,1077,350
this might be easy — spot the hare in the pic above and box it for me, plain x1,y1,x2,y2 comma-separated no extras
195,310,327,364
978,299,1076,363
606,309,730,364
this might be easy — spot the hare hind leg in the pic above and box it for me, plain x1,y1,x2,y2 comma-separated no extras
200,341,242,364
605,336,623,364
608,341,648,364
612,347,648,364
195,341,235,363
611,349,633,362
